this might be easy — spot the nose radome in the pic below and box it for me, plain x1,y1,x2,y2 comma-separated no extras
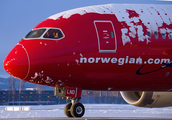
3,44,30,80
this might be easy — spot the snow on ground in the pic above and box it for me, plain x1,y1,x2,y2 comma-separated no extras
0,104,172,118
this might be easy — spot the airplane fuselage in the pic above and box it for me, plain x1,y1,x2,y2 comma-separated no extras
5,4,172,91
3,4,172,117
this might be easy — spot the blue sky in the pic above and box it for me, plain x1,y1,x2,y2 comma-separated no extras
0,0,172,78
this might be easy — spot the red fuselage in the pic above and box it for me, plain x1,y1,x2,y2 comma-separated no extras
3,4,172,91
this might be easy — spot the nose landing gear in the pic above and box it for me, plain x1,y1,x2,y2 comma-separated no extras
54,86,85,118
64,99,85,117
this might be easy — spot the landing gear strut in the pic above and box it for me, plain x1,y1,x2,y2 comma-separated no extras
54,86,85,118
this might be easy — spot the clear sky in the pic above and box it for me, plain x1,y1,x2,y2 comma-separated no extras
0,0,172,78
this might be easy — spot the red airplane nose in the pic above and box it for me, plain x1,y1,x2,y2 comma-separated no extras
3,44,30,80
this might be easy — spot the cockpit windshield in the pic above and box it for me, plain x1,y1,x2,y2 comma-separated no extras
24,28,64,40
43,29,63,39
25,29,46,38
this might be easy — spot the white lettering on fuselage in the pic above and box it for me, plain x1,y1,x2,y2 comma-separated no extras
80,56,170,65
67,90,75,95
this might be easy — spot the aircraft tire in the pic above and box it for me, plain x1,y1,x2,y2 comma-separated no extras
64,102,73,117
70,102,85,118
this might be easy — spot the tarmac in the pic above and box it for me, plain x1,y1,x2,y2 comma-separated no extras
1,117,172,120
0,104,172,120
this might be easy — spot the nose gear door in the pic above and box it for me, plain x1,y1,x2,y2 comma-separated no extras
94,20,117,53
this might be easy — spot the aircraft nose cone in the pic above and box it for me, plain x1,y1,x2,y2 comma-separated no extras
3,44,30,80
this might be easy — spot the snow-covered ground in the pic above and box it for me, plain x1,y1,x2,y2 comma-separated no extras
0,104,172,118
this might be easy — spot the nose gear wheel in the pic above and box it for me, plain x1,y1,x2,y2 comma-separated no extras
64,102,85,118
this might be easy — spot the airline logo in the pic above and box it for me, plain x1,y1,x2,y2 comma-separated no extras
79,56,170,65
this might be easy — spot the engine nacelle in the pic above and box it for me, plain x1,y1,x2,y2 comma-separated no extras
120,91,172,108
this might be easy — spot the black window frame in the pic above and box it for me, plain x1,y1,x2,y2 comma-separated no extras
25,29,46,38
147,31,151,38
154,31,158,39
161,33,166,39
43,29,64,39
169,32,172,39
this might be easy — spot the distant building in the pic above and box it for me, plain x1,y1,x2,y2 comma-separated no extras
0,90,66,105
26,88,38,91
0,90,127,105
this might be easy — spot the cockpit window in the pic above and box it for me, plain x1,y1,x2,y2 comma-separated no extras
43,29,63,39
169,32,172,39
24,28,64,40
25,29,46,38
